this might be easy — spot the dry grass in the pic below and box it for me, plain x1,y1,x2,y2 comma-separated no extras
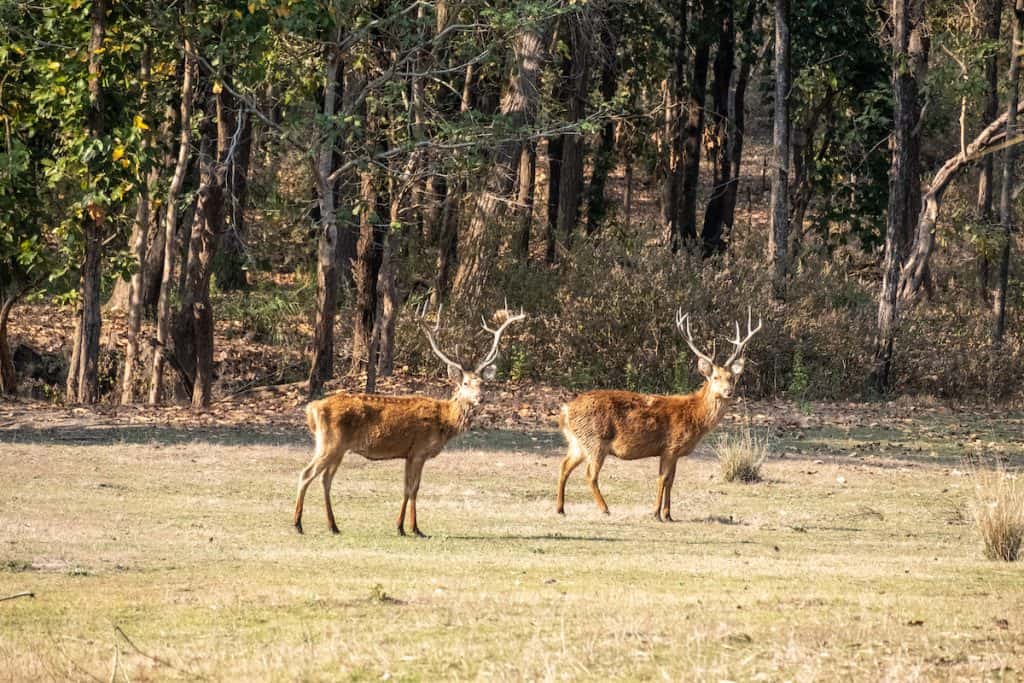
714,426,770,482
1,409,1024,680
972,465,1024,561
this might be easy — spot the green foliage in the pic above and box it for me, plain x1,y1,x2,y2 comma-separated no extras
787,345,810,402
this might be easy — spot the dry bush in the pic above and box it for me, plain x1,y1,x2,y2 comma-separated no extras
972,466,1024,562
714,427,771,483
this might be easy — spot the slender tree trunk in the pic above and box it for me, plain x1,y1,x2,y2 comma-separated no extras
545,135,563,263
515,142,537,261
556,17,591,249
993,1,1023,346
585,20,620,234
678,40,710,249
0,294,19,395
700,0,736,254
307,42,344,397
768,0,790,297
665,1,688,247
871,0,924,392
215,93,252,292
121,179,151,404
452,27,546,300
67,0,107,404
977,0,1002,303
350,170,386,375
150,29,196,405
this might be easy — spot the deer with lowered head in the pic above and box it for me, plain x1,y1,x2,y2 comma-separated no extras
556,308,762,521
293,305,526,537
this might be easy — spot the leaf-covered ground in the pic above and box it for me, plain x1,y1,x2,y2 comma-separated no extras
1,401,1022,681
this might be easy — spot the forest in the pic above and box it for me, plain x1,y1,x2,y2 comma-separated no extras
1,0,1020,407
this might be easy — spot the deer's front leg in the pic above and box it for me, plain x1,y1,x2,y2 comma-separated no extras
407,457,428,538
653,456,673,522
396,458,414,536
660,458,678,522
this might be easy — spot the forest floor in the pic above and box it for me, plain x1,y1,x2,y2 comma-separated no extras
2,399,1023,681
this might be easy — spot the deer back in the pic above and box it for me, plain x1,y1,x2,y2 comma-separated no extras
308,392,464,459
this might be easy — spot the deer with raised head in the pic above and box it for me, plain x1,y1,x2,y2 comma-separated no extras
556,308,762,520
293,305,526,537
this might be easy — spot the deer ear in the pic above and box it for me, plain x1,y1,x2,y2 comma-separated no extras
697,357,714,378
731,358,745,375
480,364,497,381
447,364,464,382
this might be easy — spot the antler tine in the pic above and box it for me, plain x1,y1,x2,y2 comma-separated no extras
675,308,715,365
474,307,528,373
418,301,462,370
724,305,764,366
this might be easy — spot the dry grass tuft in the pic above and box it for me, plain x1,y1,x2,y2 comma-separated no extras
714,427,770,483
972,466,1024,562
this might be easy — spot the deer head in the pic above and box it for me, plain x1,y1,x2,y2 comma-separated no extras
420,303,527,406
676,307,762,400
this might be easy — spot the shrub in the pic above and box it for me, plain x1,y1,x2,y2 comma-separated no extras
714,427,770,483
972,466,1024,562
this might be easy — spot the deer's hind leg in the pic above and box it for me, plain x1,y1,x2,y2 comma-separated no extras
293,425,340,534
586,448,610,515
556,432,587,514
397,457,428,538
322,455,345,534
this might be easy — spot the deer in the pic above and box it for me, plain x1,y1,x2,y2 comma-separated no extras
556,308,762,521
293,305,526,538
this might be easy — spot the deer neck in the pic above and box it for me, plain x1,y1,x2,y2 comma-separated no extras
693,382,731,430
443,394,477,435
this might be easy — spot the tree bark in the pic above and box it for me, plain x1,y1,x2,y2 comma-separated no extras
67,0,107,404
0,294,19,395
121,179,150,404
307,41,344,397
768,0,790,297
215,90,252,292
150,25,196,405
871,0,925,392
514,141,537,261
977,0,1002,303
545,135,563,263
585,19,620,234
452,26,546,300
700,0,736,254
350,169,386,375
678,35,710,249
993,2,1023,346
665,0,688,248
556,17,591,249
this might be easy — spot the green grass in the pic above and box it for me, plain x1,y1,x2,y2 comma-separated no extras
1,414,1023,681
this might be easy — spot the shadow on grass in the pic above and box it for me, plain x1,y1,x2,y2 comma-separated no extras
445,533,622,542
0,423,306,448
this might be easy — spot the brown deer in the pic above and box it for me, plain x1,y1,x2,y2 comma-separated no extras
556,308,762,521
293,306,526,537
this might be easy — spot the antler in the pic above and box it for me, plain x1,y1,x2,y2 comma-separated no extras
675,309,716,366
474,304,527,373
417,300,464,372
724,306,763,367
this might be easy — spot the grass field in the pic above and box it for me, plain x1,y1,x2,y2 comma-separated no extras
1,406,1023,681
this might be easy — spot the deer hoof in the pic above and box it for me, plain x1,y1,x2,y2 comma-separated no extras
557,508,565,515
329,525,340,535
653,512,662,522
397,526,406,537
294,522,304,534
413,527,429,539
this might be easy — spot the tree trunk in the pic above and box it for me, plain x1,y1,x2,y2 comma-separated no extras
545,135,563,263
433,186,460,305
350,170,386,375
700,0,736,255
514,142,537,261
0,294,19,395
452,27,546,300
664,1,688,248
121,179,151,404
150,29,196,405
677,24,710,250
307,43,344,397
585,19,620,234
215,92,252,292
977,0,1002,303
993,1,1023,346
67,0,108,404
556,17,591,249
872,0,926,391
768,0,790,297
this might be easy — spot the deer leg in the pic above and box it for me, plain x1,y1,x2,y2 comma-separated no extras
322,457,343,534
653,457,668,522
661,459,678,522
587,451,610,515
556,437,587,514
408,458,428,538
294,456,329,534
396,459,414,536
